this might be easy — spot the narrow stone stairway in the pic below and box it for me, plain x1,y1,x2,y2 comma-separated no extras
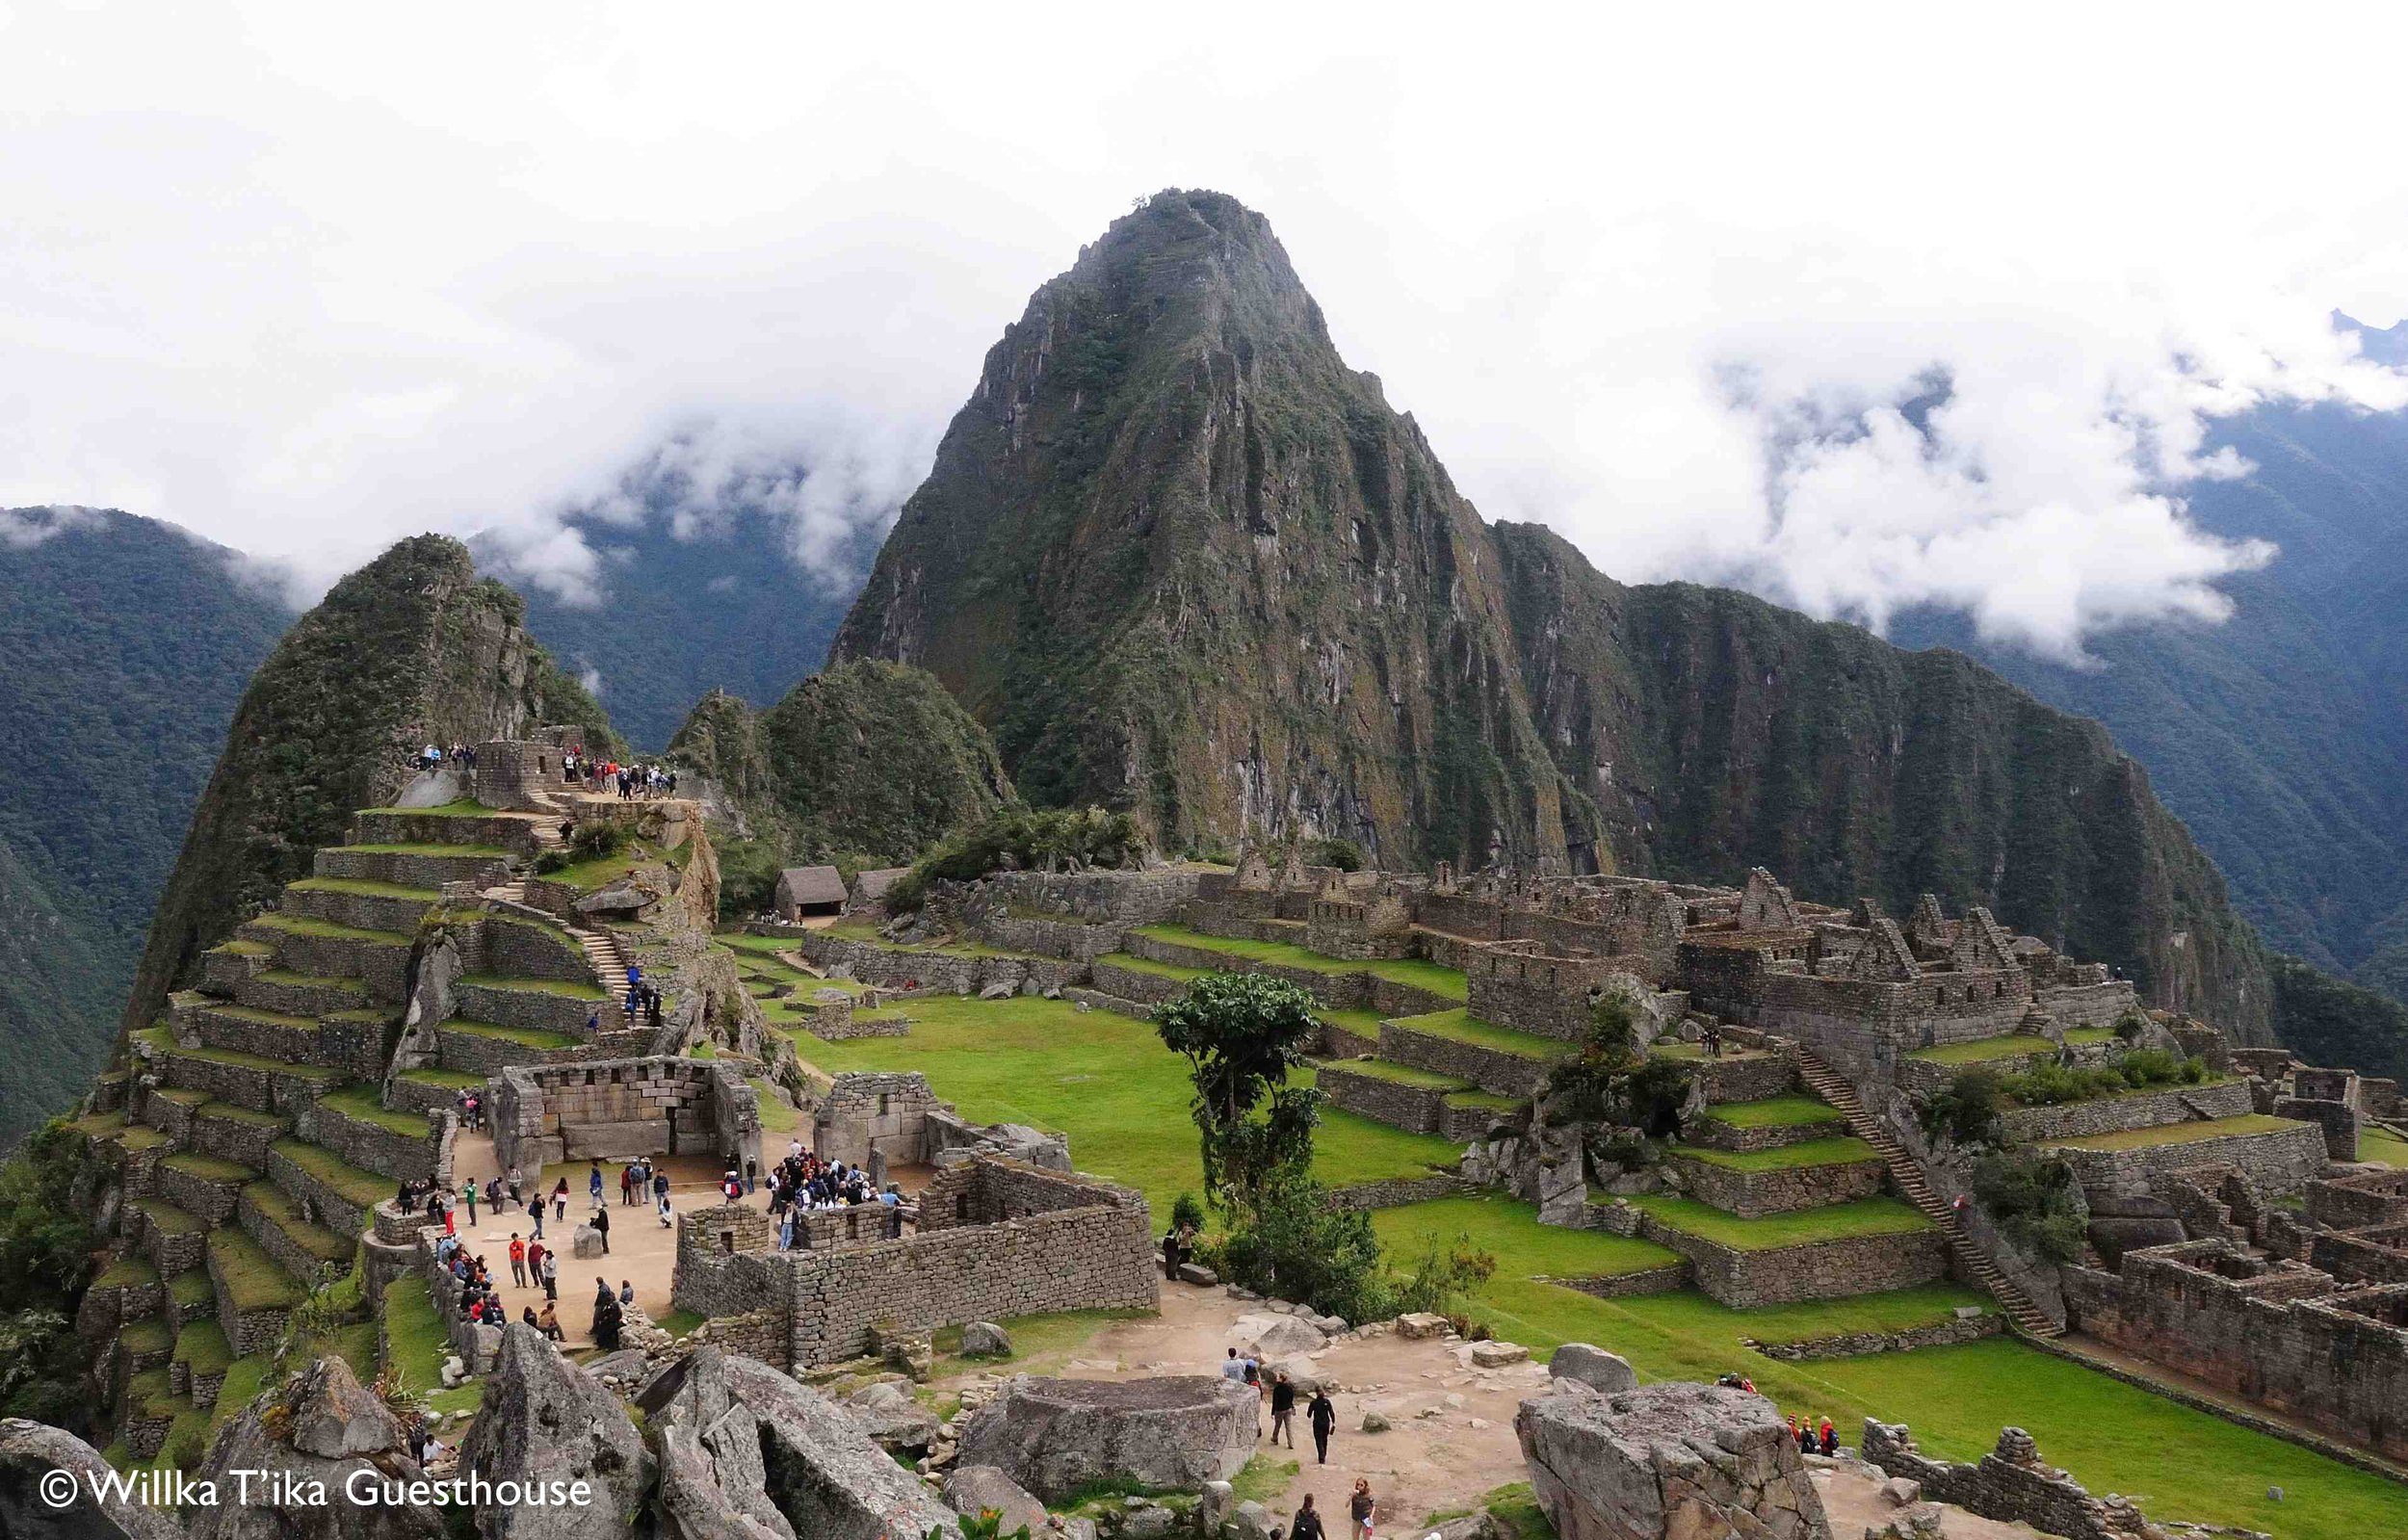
1789,1044,2063,1338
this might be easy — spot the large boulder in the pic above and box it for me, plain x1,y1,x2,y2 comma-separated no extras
0,1417,185,1540
1515,1381,1831,1540
1547,1344,1637,1395
187,1357,446,1540
641,1347,956,1540
460,1323,653,1540
942,1466,1049,1536
1229,1313,1324,1359
845,1381,942,1458
952,1375,1257,1502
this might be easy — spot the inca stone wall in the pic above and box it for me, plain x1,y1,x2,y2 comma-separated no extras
305,1098,448,1184
1861,1422,2169,1540
1376,1021,1554,1096
671,1156,1157,1366
1317,1064,1455,1135
1631,1213,1948,1306
490,1056,760,1174
811,1072,946,1168
1666,1151,1886,1218
2043,1120,2328,1193
2062,1239,2408,1461
1998,1079,2253,1144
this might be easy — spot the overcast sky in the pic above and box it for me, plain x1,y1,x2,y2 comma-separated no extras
4,2,2404,658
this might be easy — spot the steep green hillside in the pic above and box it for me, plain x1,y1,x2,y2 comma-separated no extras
667,658,1010,866
0,507,288,1140
121,535,616,1036
832,189,2279,1039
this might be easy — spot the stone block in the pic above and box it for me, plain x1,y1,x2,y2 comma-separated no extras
1547,1343,1637,1393
1515,1381,1831,1540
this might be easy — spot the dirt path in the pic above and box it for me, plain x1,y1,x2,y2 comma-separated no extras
931,1281,2060,1539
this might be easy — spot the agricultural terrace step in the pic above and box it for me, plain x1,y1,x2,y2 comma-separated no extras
168,1270,219,1324
231,969,372,1019
1688,1095,1848,1153
157,1043,345,1115
281,877,443,932
1374,1008,1568,1095
157,1151,261,1224
207,1230,307,1356
187,1002,324,1065
188,1100,288,1166
268,1139,387,1238
313,843,515,890
434,1020,590,1076
349,807,549,857
239,1181,355,1278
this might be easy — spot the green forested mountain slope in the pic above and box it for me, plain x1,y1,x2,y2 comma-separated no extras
0,508,288,1141
121,535,618,1037
831,190,2279,1040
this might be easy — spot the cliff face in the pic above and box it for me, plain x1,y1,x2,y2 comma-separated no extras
120,535,616,1033
665,658,1011,865
833,190,2275,1038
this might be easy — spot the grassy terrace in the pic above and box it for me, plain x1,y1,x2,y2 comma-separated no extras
1626,1194,1931,1249
94,1256,161,1289
359,798,493,817
243,1182,356,1266
165,1041,345,1082
1671,1135,1880,1171
747,1078,799,1132
798,993,1461,1215
1125,923,1469,1000
171,1319,233,1377
2046,1112,2302,1151
381,1276,483,1415
119,1317,175,1354
197,1100,284,1128
255,968,368,993
133,1199,205,1236
200,1004,317,1030
287,876,443,901
170,1271,216,1310
1318,1057,1473,1091
539,839,667,891
319,1084,431,1136
270,1137,390,1208
398,1066,484,1090
246,912,413,944
337,841,512,858
162,1151,257,1184
209,1230,306,1311
2363,1126,2408,1166
1907,1026,2118,1065
460,973,607,1001
1386,1007,1571,1060
1699,1094,1845,1131
439,1018,582,1050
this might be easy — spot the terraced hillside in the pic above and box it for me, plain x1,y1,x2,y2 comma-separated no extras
66,787,672,1463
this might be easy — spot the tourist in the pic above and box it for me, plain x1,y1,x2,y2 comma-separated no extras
745,1154,758,1194
1243,1355,1263,1437
658,1187,673,1228
1819,1417,1836,1456
554,1176,570,1221
407,1416,432,1467
441,1198,456,1238
591,1203,611,1255
654,1168,671,1206
508,1166,523,1204
460,1178,478,1226
537,1298,563,1343
778,1207,797,1251
509,1233,527,1289
520,1305,538,1329
1162,1226,1183,1281
1307,1387,1336,1465
1220,1347,1246,1382
527,1193,545,1240
484,1176,502,1214
620,1163,635,1206
540,1249,559,1301
1269,1371,1296,1449
1289,1494,1324,1540
1348,1480,1374,1538
526,1239,545,1290
619,1278,635,1307
1796,1419,1815,1454
589,1161,605,1206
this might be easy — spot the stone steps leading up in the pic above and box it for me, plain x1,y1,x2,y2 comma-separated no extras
1790,1046,2062,1337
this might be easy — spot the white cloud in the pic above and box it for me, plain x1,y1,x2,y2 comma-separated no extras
1,2,2404,655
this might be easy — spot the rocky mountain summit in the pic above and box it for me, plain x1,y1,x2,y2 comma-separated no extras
833,190,2272,1036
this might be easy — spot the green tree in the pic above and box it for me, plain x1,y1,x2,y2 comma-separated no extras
0,1118,101,1429
1152,973,1325,1217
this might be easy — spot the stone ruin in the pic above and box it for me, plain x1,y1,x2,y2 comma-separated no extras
670,1153,1159,1368
809,1069,1069,1174
1859,1422,2171,1539
1514,1378,1832,1540
488,1055,763,1176
951,1374,1259,1502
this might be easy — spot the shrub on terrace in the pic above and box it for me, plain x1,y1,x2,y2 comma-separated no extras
883,806,1145,912
1973,1149,2086,1263
1922,1068,2004,1148
1999,1051,2206,1107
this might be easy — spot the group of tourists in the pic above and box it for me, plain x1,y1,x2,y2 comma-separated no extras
420,743,480,770
561,749,677,800
618,963,667,1027
404,1163,648,1352
1790,1413,1838,1456
1221,1348,1342,1466
1161,1219,1201,1280
764,1139,901,1250
454,1086,484,1131
591,1157,676,1228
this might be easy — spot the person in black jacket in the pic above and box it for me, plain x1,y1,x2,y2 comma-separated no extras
1307,1387,1337,1465
1269,1371,1297,1449
1289,1494,1325,1540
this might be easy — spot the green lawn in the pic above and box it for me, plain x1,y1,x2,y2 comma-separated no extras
798,993,1460,1214
1386,1007,1570,1060
1699,1095,1845,1131
398,1066,485,1091
439,1019,582,1050
1670,1135,1879,1172
162,1151,257,1183
289,876,443,902
171,1320,233,1377
1126,924,1469,1001
255,968,368,994
2361,1126,2408,1166
380,1276,484,1416
1625,1194,1931,1249
1320,1057,1472,1091
1373,1194,1681,1281
747,1079,799,1132
460,973,607,1001
319,1084,433,1136
209,1231,306,1312
2046,1113,2300,1151
1906,1027,2118,1064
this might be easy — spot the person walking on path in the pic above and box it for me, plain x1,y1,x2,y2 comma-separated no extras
591,1203,610,1255
589,1162,605,1206
460,1179,478,1227
509,1234,527,1289
1290,1495,1325,1540
526,1240,545,1292
1308,1388,1336,1465
554,1177,569,1222
1348,1481,1375,1539
1269,1371,1296,1449
620,1164,635,1206
528,1194,545,1240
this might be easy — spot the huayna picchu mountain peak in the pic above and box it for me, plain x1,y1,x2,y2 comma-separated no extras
834,188,2273,1038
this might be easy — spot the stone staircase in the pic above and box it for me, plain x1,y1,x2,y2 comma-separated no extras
1789,1045,2062,1338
